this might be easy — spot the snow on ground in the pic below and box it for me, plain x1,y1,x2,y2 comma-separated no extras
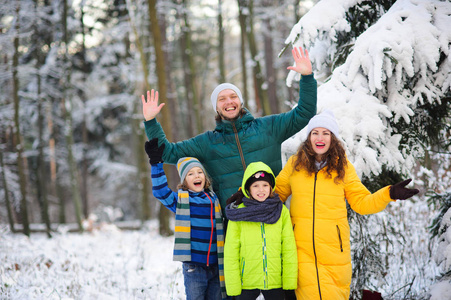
0,221,185,300
0,199,445,300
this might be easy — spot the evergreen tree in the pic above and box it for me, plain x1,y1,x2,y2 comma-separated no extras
282,0,451,297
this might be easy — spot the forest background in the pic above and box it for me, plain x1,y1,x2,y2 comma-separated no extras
1,0,451,299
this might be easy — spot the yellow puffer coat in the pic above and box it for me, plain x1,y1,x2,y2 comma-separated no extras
275,156,393,300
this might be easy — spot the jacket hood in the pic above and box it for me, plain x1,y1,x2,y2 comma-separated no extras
241,161,276,198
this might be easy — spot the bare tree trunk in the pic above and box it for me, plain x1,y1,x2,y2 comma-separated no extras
47,104,66,224
63,0,83,232
178,35,194,137
262,0,278,114
180,0,202,135
238,2,249,107
36,87,52,237
218,0,226,83
80,0,89,219
148,0,173,236
239,0,271,115
294,0,300,24
277,12,296,107
161,13,181,142
125,0,152,221
34,0,52,238
0,149,16,232
160,9,182,193
136,125,151,221
12,1,30,236
175,1,194,137
278,0,301,59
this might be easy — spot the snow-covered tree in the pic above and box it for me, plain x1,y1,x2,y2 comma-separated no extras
70,0,142,219
284,0,450,178
282,0,450,298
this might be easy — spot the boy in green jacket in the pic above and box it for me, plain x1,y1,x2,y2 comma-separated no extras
223,162,297,299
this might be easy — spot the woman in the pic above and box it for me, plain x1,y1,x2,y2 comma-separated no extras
275,110,419,300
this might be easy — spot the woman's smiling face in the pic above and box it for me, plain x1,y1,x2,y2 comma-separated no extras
184,167,206,192
310,127,331,162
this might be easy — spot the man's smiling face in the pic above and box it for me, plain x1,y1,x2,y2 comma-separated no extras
216,89,242,121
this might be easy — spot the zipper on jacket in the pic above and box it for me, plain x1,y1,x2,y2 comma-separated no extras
336,225,343,252
241,258,245,285
204,192,214,266
312,172,323,300
261,222,268,289
232,124,247,170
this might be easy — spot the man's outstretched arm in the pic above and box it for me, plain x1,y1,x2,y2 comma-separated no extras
270,47,317,141
141,89,203,164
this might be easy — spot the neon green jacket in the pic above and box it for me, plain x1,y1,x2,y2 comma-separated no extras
224,162,298,296
143,75,317,210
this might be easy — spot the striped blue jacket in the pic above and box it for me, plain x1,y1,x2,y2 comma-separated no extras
151,163,220,266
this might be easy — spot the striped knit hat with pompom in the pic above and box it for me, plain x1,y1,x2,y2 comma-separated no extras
176,157,206,183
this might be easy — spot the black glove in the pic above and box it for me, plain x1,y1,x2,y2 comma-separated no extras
144,138,165,165
284,289,297,300
226,189,244,206
389,178,419,200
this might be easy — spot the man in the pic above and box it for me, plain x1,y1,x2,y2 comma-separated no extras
142,47,316,211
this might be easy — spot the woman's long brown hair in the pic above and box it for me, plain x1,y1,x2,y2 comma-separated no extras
293,132,347,184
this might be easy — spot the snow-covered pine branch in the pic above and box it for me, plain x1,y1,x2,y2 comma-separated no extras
283,0,451,178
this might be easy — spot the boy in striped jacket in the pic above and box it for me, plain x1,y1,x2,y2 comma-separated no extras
145,138,226,300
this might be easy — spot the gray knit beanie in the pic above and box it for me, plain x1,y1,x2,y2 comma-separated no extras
176,157,206,183
210,83,244,111
307,110,340,138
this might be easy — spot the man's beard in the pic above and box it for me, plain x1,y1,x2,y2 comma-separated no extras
218,108,242,122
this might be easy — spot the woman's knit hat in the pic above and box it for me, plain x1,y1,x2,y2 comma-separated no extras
307,109,340,138
210,83,244,111
176,157,206,183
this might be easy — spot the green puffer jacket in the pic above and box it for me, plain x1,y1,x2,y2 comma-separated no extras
144,74,317,209
224,204,297,295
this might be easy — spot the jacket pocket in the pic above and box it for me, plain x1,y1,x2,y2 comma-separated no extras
336,225,343,252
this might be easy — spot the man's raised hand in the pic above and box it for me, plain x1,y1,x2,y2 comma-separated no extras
142,89,165,121
287,46,312,76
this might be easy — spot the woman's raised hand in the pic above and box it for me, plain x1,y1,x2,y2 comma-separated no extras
142,89,165,121
287,46,312,75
